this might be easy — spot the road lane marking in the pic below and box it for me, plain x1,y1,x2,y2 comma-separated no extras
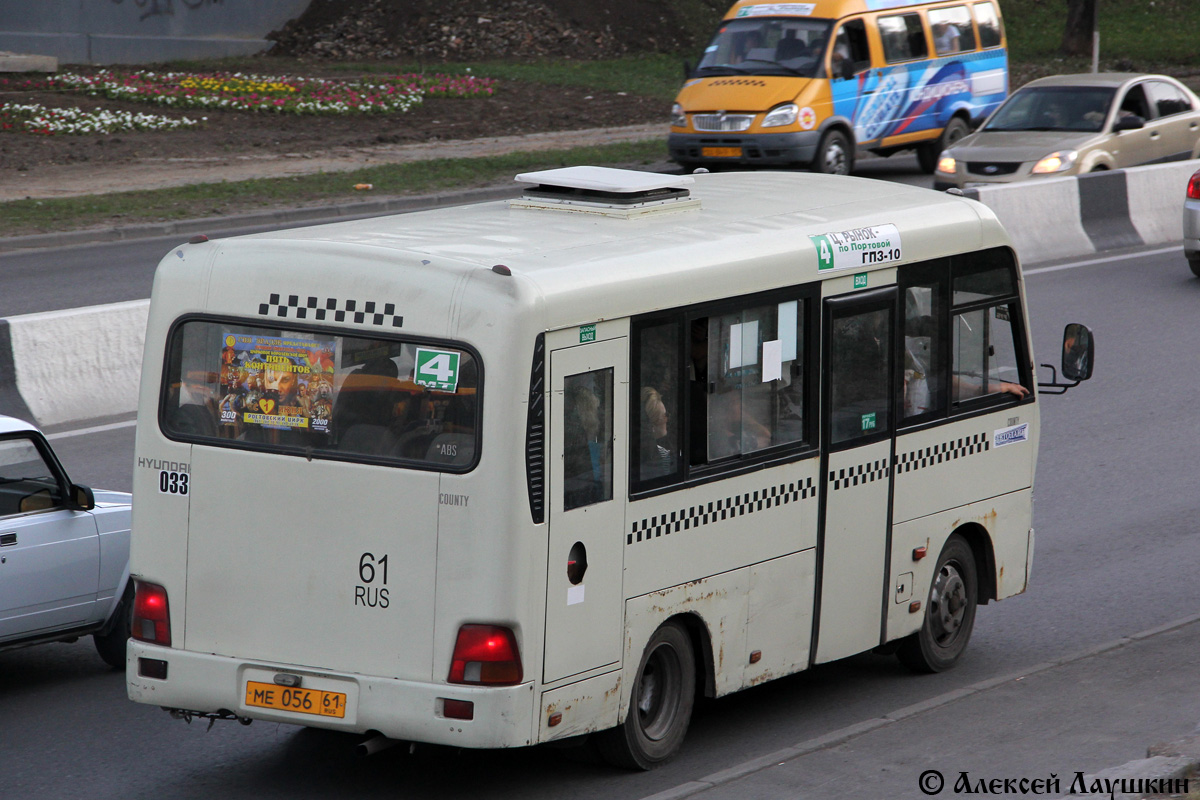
1024,245,1180,276
46,419,137,440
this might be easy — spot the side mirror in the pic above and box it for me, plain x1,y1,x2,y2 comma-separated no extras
1061,322,1094,382
1038,323,1095,394
70,483,96,511
682,60,693,80
1114,114,1145,132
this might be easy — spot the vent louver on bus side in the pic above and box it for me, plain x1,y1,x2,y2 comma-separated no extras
525,333,546,524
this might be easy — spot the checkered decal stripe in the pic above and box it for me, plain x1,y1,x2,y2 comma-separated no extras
829,459,890,491
895,432,990,475
628,478,815,545
258,294,404,328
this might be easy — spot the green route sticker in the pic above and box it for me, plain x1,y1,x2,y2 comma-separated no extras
810,224,902,271
861,412,877,432
853,273,868,289
414,348,461,393
580,324,597,343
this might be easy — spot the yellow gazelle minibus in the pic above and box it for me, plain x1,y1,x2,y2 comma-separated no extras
669,0,1009,174
127,167,1092,769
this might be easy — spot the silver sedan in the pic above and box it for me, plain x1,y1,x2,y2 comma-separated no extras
935,73,1200,190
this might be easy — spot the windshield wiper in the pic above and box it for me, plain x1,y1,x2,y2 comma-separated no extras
694,65,741,77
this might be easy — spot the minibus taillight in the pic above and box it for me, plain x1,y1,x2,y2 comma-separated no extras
448,624,522,686
132,581,171,647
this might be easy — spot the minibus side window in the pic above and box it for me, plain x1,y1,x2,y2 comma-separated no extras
927,6,976,55
633,319,683,489
949,250,1029,406
878,13,929,63
830,19,870,80
973,1,1003,49
564,369,614,511
630,290,811,495
901,280,947,421
701,301,805,462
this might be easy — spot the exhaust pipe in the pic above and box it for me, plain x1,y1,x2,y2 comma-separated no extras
357,733,401,757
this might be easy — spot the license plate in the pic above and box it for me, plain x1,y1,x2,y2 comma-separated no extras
245,680,347,718
702,146,742,158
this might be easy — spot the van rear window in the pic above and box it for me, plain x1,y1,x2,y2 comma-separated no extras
160,319,481,471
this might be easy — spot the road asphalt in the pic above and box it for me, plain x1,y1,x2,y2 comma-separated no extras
643,614,1200,800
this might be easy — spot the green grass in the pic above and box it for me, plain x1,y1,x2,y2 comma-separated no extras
329,54,690,102
0,139,667,237
1003,0,1200,66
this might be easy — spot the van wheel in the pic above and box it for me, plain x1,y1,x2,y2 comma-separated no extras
814,129,853,175
898,534,977,673
94,585,133,669
1188,254,1200,278
917,117,970,174
596,622,695,770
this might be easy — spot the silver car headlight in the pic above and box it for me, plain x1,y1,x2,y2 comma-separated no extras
1031,151,1079,174
936,153,957,174
762,103,799,128
671,103,687,128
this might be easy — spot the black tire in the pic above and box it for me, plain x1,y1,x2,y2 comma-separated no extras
897,534,978,673
596,622,696,770
93,584,133,669
916,116,970,174
813,129,853,175
1188,255,1200,279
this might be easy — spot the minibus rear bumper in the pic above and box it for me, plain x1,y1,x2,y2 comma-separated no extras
126,641,536,748
669,131,820,167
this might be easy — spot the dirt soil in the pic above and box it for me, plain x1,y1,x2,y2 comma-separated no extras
0,76,664,179
0,0,719,188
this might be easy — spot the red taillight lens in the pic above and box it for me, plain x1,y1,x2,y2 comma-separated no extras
132,581,171,647
1187,170,1200,200
448,624,522,686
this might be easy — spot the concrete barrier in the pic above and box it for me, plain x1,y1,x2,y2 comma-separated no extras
4,300,148,427
1,159,1197,429
963,158,1200,264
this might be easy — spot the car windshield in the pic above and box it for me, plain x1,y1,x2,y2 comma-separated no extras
695,17,833,79
983,86,1117,133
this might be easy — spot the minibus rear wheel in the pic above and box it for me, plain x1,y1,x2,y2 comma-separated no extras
897,534,978,673
814,129,853,175
596,621,696,770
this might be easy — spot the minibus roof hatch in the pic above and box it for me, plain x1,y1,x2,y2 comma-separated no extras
511,166,701,217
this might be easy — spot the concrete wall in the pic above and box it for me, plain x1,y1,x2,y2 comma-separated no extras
0,0,312,65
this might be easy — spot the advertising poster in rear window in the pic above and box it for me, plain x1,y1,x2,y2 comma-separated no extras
218,334,336,433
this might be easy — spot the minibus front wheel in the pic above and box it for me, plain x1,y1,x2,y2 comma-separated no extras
597,621,696,770
814,129,853,176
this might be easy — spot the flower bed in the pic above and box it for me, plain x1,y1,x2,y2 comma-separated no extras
46,70,497,115
0,102,204,136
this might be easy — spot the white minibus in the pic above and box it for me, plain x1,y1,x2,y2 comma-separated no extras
127,167,1093,768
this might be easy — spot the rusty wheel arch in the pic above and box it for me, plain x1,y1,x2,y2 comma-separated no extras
949,522,997,605
667,612,716,699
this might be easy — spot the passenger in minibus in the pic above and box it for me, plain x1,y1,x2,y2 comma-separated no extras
639,386,675,480
933,21,961,55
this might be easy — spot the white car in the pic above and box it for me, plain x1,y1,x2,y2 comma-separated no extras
0,416,132,667
1186,168,1200,277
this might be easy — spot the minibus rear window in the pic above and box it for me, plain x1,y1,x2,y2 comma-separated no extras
160,319,481,471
